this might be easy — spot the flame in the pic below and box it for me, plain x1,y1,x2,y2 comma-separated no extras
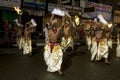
13,6,22,15
74,16,80,26
107,23,112,28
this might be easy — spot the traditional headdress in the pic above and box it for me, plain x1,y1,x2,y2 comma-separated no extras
97,14,108,25
14,18,23,27
51,8,65,17
30,19,37,27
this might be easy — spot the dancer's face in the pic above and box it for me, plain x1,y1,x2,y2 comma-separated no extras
96,32,102,39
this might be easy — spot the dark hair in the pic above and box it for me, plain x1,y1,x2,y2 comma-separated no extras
46,23,48,27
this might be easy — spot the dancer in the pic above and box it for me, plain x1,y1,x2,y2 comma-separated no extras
90,29,110,64
116,27,120,57
43,23,50,44
44,14,64,75
14,19,24,49
22,19,37,55
23,22,32,55
84,22,92,50
16,25,23,49
61,16,74,52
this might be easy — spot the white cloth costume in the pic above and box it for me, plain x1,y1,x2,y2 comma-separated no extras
44,43,63,72
52,8,65,17
23,39,32,55
61,36,74,52
97,14,108,25
90,38,109,61
43,27,49,43
16,37,24,49
86,36,92,50
116,35,120,57
107,39,112,49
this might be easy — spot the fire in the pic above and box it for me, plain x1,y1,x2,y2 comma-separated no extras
13,6,22,15
74,15,80,26
107,23,112,28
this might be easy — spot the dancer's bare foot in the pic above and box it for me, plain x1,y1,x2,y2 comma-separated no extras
58,70,64,76
105,59,110,64
105,61,110,64
30,52,32,56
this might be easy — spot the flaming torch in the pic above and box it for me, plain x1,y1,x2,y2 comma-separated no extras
14,6,22,15
74,15,80,26
13,6,22,23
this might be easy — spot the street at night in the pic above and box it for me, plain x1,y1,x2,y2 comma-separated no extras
0,45,120,80
1,0,120,80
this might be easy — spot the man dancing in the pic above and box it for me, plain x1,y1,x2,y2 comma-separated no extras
16,25,23,50
90,29,110,64
44,14,64,75
14,19,24,50
84,22,92,50
116,27,120,57
61,16,74,53
23,22,32,55
22,19,37,55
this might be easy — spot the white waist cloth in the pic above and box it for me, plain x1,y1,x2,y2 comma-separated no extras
44,43,63,72
107,39,112,49
86,36,91,50
91,38,109,61
23,39,32,55
116,38,120,57
61,36,74,51
16,37,24,49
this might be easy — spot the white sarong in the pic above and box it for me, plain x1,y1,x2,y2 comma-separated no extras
107,39,112,49
44,43,63,72
116,37,120,57
97,39,109,60
86,36,92,50
91,38,109,61
23,39,32,55
16,37,24,49
61,36,74,52
90,38,97,61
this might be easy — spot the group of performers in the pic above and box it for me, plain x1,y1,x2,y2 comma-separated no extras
43,8,120,75
44,11,74,75
84,17,120,64
12,7,120,76
14,19,36,56
43,9,120,75
84,20,112,64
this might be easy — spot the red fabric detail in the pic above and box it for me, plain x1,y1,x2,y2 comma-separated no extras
49,42,58,53
52,27,57,33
